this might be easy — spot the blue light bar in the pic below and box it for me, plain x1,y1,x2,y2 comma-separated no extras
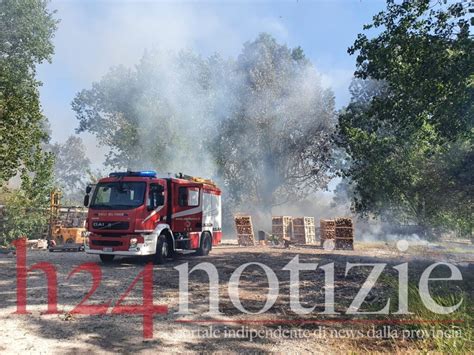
136,170,158,177
109,170,157,178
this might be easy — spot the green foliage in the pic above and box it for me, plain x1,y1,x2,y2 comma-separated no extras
0,0,58,186
351,0,472,142
337,1,473,237
1,150,54,245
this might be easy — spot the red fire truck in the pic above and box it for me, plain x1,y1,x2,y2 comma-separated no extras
83,171,222,263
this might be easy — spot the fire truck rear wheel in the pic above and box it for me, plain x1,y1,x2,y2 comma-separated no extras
153,234,169,264
196,233,212,256
100,254,115,263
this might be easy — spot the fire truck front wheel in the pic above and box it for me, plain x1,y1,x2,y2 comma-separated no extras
153,234,170,264
196,233,212,256
100,254,115,263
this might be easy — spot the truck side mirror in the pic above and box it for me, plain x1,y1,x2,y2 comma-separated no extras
86,185,92,194
83,195,90,207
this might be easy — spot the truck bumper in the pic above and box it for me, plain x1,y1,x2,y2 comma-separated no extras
85,242,156,256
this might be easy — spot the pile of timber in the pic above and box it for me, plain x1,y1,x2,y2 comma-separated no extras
272,216,293,242
320,219,336,247
335,217,354,250
234,215,256,246
26,239,48,250
292,217,316,244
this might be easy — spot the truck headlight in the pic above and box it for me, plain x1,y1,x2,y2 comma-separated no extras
130,238,138,248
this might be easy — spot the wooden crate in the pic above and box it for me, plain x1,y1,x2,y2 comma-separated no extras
272,216,293,242
292,217,316,244
335,217,354,250
235,215,256,246
335,227,354,239
320,219,336,247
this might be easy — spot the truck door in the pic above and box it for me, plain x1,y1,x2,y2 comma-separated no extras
172,183,201,232
140,182,165,231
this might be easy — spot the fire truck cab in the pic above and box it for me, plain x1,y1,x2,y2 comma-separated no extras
83,171,222,263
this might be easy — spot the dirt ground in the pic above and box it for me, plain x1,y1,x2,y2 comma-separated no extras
0,241,472,354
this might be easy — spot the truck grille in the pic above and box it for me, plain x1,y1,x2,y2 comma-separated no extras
92,240,122,247
92,221,130,230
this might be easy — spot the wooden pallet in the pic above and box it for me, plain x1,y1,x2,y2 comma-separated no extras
320,219,336,247
235,215,256,246
292,217,316,244
272,216,293,242
335,217,354,250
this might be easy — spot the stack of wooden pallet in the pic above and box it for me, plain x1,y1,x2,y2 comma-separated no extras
320,219,336,247
272,216,293,242
292,217,316,244
335,217,354,250
234,215,256,246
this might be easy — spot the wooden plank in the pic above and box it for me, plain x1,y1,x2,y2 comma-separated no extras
234,215,256,246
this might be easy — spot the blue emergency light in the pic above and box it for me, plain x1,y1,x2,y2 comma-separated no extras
109,170,157,178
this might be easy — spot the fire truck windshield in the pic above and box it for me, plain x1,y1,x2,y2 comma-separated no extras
89,182,146,210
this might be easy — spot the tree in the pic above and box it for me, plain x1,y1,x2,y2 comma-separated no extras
72,50,227,175
213,34,336,214
72,34,336,220
49,136,91,204
0,0,58,185
1,150,54,245
337,1,473,237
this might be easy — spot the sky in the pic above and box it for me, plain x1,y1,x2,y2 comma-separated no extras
37,0,386,167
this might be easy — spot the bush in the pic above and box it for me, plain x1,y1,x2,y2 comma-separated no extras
0,190,49,246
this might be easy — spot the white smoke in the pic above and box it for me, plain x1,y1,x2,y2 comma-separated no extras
38,1,358,168
37,1,384,239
